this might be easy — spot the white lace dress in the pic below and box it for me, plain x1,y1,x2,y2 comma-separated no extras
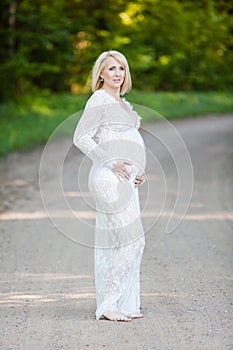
73,89,146,319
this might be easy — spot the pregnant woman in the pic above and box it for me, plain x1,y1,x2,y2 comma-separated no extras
73,50,146,322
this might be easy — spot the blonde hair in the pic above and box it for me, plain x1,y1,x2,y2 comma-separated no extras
91,50,132,95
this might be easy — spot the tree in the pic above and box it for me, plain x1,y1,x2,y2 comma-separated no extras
0,0,232,101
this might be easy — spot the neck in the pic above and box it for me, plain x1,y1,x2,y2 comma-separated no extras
103,86,121,99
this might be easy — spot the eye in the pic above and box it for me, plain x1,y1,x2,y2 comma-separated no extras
108,66,124,71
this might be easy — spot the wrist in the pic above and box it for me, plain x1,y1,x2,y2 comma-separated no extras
106,160,117,170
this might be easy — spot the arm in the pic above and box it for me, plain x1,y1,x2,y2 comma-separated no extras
73,126,115,168
73,93,136,180
73,95,115,168
73,114,131,179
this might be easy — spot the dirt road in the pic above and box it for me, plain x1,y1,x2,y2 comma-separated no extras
0,114,232,350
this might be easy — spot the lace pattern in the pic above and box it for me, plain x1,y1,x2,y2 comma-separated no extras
73,89,146,319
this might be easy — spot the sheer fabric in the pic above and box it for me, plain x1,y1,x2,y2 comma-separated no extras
73,89,146,319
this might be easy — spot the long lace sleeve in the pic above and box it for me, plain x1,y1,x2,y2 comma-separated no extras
73,93,116,168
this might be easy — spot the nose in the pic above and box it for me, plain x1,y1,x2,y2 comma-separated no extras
115,68,121,76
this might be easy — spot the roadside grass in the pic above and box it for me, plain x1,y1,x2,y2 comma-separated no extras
128,90,233,119
0,90,232,158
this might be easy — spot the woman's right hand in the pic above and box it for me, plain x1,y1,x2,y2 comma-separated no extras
111,161,131,181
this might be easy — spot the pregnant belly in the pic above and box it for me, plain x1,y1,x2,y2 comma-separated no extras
105,135,145,177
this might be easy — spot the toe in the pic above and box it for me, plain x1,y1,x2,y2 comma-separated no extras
102,311,132,322
128,313,144,319
117,316,131,322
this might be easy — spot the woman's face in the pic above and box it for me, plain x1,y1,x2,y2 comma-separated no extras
101,56,125,92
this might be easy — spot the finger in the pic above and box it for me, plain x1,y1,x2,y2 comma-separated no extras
121,170,130,178
123,173,130,180
135,178,142,185
137,176,144,182
117,171,129,180
135,177,142,182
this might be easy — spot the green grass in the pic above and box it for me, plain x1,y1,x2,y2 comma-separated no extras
0,92,87,158
0,90,232,158
128,91,233,119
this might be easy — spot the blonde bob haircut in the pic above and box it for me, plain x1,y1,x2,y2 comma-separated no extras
91,50,132,95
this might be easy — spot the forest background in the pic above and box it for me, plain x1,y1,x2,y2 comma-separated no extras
0,0,233,156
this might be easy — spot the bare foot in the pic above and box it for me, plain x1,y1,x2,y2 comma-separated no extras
102,311,132,322
128,313,144,319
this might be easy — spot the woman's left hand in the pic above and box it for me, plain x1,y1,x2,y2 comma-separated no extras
134,173,145,187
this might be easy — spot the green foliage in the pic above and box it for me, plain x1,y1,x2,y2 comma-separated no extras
0,0,232,101
0,91,86,157
128,90,233,119
0,0,74,100
124,0,233,91
0,90,232,158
